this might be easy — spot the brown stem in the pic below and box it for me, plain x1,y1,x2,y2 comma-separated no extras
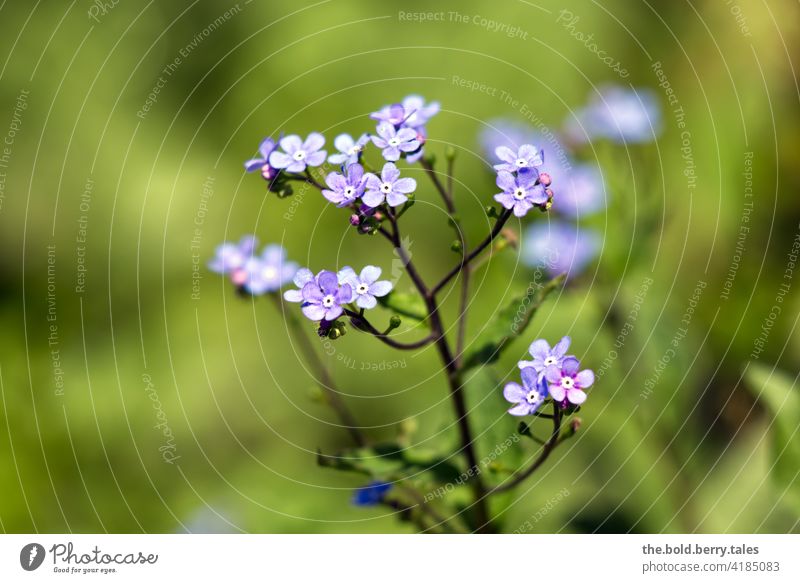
488,404,563,495
432,209,513,296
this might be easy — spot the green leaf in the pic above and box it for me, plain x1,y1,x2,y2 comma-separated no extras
461,274,565,371
378,291,428,322
744,363,800,510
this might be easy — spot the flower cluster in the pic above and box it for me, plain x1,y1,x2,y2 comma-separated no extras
491,141,552,217
208,236,298,296
283,265,393,326
504,336,595,414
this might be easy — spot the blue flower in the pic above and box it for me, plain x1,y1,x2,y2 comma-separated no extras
208,235,258,278
244,137,279,180
503,367,549,416
493,144,544,173
363,162,417,208
566,85,661,144
209,238,297,295
328,133,370,166
352,481,393,506
337,265,393,309
283,268,315,303
521,220,600,277
545,356,594,406
243,245,298,295
371,122,420,162
545,163,605,218
493,168,548,217
322,163,367,207
300,270,353,321
370,95,439,129
268,133,327,173
518,336,571,376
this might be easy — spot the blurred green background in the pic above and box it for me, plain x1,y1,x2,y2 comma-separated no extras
0,0,798,533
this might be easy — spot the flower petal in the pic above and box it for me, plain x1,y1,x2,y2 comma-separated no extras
368,280,392,297
495,170,516,192
337,267,358,287
386,191,408,207
507,402,532,416
361,189,384,208
279,135,302,153
529,339,551,360
513,200,533,217
520,367,539,390
293,268,315,288
518,144,543,165
258,138,276,158
545,365,562,384
317,271,339,294
566,388,587,405
396,127,417,142
548,383,566,402
494,193,515,209
268,151,292,169
324,304,343,321
336,283,353,304
552,336,571,357
359,265,381,284
303,132,325,152
301,303,326,321
392,177,416,194
495,146,517,164
575,369,595,389
334,133,354,153
301,281,323,302
503,382,526,403
376,121,395,141
244,158,265,172
306,150,326,167
381,162,400,183
283,289,303,302
355,294,378,309
325,172,347,191
562,356,580,376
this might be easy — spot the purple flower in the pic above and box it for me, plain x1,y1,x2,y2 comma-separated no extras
370,95,439,129
322,163,367,207
518,336,571,376
503,367,548,416
244,138,279,180
566,86,661,144
494,168,548,217
300,270,353,321
371,122,420,162
208,236,257,278
352,481,392,506
493,144,544,173
363,162,416,208
337,266,393,309
283,268,315,303
243,245,298,295
545,356,594,406
328,133,370,166
521,220,600,277
268,133,326,172
547,163,605,218
400,95,440,128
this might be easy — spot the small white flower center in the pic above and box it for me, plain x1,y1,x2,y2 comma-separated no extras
388,138,400,147
344,187,355,196
293,150,306,161
356,283,369,295
349,145,361,155
381,182,392,193
262,266,277,280
544,356,557,366
516,158,527,167
513,187,526,200
322,295,335,307
562,377,575,389
526,390,542,405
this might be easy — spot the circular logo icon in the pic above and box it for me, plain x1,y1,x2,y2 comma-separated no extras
20,543,46,571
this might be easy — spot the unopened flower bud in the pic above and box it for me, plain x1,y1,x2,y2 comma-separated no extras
450,240,463,253
350,214,361,226
538,172,551,186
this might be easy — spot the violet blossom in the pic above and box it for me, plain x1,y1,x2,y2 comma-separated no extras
503,367,549,416
268,133,327,173
545,356,594,406
337,266,393,309
363,162,417,208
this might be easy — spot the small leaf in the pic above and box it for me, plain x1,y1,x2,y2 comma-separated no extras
744,363,800,509
378,291,428,322
462,274,565,370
